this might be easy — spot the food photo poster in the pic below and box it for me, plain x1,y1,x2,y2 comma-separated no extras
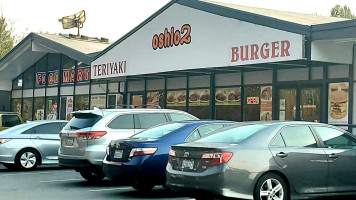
328,82,349,125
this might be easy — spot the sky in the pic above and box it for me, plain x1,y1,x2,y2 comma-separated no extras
1,0,356,42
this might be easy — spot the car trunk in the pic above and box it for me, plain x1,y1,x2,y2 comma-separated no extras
170,143,230,173
60,113,102,157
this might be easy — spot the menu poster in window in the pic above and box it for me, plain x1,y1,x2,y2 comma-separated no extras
328,82,349,124
166,90,186,107
91,95,106,109
215,88,241,106
260,86,272,121
147,92,163,107
66,96,73,120
189,89,210,106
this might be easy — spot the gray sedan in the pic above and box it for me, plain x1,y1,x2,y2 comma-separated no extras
0,120,67,170
166,121,356,200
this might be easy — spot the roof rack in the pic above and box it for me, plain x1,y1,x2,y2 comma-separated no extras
107,104,135,109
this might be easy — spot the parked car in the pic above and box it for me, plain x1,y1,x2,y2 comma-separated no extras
103,120,234,191
0,112,23,131
58,108,198,181
166,121,356,200
0,120,67,170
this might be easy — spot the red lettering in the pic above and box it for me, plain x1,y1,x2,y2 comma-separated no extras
164,28,170,48
119,62,123,73
158,33,164,49
77,69,83,82
41,74,46,85
97,64,101,76
84,68,90,81
240,45,249,61
271,41,279,58
250,44,259,60
93,65,97,76
231,47,239,62
70,70,75,83
114,62,118,74
260,43,270,59
281,40,290,57
102,64,107,75
170,27,174,47
152,24,191,50
152,35,158,50
63,71,69,83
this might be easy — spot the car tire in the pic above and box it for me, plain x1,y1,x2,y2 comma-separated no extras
79,169,105,182
131,180,155,191
254,173,288,200
15,149,40,170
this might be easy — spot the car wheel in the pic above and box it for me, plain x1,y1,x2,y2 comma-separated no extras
79,169,105,182
131,180,155,191
254,173,288,200
15,149,40,170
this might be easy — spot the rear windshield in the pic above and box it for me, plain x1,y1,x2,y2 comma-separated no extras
2,115,21,127
130,122,186,139
196,124,267,143
64,113,102,130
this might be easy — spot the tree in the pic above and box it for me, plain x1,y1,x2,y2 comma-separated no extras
330,4,355,19
0,12,18,59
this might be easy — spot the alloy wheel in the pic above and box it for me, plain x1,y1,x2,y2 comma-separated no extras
20,152,37,169
259,178,284,200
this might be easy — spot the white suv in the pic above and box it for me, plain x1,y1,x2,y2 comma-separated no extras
58,108,197,181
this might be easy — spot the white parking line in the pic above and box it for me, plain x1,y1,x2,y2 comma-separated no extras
0,170,74,177
89,187,132,192
40,178,83,183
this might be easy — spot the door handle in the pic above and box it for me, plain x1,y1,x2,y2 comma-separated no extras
328,153,338,159
276,152,288,158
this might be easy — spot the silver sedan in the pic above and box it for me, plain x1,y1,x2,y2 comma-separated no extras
166,121,356,200
0,120,67,170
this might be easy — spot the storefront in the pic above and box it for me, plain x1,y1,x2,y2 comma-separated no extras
90,0,356,132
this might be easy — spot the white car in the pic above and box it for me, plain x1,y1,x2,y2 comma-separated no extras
58,108,198,181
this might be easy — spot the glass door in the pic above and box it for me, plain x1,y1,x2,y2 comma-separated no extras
131,94,143,108
278,87,320,122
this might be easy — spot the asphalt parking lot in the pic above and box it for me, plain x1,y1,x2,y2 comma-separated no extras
0,164,191,200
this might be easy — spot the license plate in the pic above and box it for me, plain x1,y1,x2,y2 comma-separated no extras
182,159,194,170
114,150,123,159
66,138,74,146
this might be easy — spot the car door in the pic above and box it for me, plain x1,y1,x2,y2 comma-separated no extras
311,126,356,192
269,125,328,194
106,114,136,141
31,122,65,160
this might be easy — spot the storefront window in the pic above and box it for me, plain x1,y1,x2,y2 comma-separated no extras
146,91,164,108
46,97,58,119
90,95,106,109
166,90,186,112
61,55,76,85
12,75,23,90
34,97,45,120
23,66,35,89
11,99,22,115
188,89,210,119
244,85,273,121
35,56,47,87
59,96,73,120
215,87,241,121
47,54,61,87
107,94,123,108
22,98,33,121
75,95,89,111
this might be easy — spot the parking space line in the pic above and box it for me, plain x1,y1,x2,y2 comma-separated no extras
0,170,74,177
89,187,132,192
40,178,83,183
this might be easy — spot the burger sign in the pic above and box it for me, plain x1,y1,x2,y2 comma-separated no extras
329,83,349,124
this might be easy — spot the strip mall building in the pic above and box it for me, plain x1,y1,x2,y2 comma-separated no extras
2,0,356,132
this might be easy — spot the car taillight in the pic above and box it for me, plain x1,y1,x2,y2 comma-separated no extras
76,131,107,139
129,148,157,157
0,139,12,144
168,149,176,164
201,152,233,166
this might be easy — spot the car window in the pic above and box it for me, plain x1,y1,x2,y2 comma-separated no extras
64,113,102,130
313,126,356,149
34,123,64,134
196,125,267,143
198,124,224,137
185,130,200,143
136,113,167,129
107,114,135,129
130,122,186,139
2,115,21,127
270,134,286,147
170,113,196,121
280,126,317,148
22,127,34,134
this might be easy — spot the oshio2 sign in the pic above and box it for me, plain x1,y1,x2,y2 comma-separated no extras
152,24,191,50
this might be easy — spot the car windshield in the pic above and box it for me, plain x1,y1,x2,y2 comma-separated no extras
196,124,267,143
130,122,186,139
64,113,102,130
